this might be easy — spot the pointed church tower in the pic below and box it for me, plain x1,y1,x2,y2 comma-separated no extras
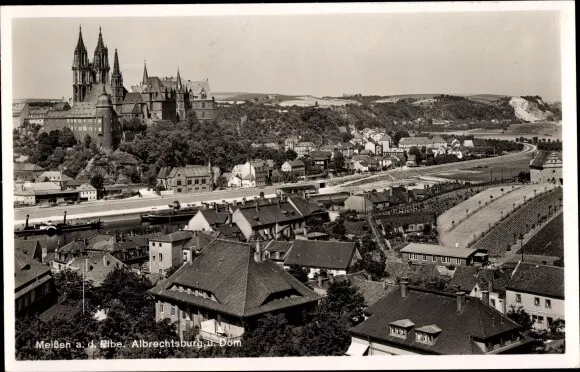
72,25,90,104
111,49,124,113
142,60,149,85
93,27,110,84
96,83,116,152
175,68,187,121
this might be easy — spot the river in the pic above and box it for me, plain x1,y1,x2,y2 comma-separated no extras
17,217,186,254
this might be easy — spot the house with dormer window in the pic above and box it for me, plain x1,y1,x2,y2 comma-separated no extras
346,280,531,355
148,239,321,342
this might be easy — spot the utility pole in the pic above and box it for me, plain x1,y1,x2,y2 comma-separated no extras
83,258,86,316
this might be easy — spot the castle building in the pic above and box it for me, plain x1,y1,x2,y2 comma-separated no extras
43,26,215,151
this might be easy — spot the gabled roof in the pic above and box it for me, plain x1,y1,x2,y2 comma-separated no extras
506,262,564,299
284,240,358,270
264,241,294,255
349,287,522,354
67,253,125,287
14,250,51,290
168,165,210,178
198,209,230,226
157,166,172,179
153,230,195,243
14,163,45,173
309,151,332,160
287,196,327,217
236,202,303,227
360,190,391,204
14,239,41,260
449,267,511,295
76,183,96,192
149,239,321,317
287,159,305,168
35,171,73,183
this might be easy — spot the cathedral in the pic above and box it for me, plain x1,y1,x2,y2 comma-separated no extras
44,26,214,151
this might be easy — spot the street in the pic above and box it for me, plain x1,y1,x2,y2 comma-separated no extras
13,144,535,225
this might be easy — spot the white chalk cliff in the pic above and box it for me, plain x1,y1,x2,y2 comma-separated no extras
509,97,555,122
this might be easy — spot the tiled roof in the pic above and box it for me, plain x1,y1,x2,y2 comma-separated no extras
123,92,143,104
154,230,195,243
349,287,522,354
58,239,88,254
214,224,243,239
361,190,391,204
149,239,321,317
76,183,96,192
236,202,303,227
157,167,172,179
168,165,210,178
288,159,305,167
401,243,478,259
198,209,230,226
67,253,125,287
284,240,358,270
14,250,51,290
14,239,41,260
449,267,511,295
287,196,327,217
506,262,564,299
14,163,45,172
35,171,73,183
264,241,294,255
309,151,332,160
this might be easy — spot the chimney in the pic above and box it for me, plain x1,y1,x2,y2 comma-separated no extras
329,275,335,284
255,201,260,212
456,291,466,313
63,211,67,225
85,258,89,272
481,290,490,307
196,232,201,256
242,197,246,205
25,214,29,229
400,277,409,298
103,255,108,267
317,275,323,288
253,240,262,262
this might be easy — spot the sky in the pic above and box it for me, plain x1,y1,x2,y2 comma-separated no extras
11,11,562,101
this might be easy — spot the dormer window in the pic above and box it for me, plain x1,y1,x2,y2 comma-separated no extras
389,319,414,338
415,324,441,345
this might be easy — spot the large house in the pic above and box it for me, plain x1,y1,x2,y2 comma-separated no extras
186,209,244,241
294,142,316,158
231,200,305,241
344,189,398,213
529,151,562,185
15,251,56,316
280,159,306,176
400,243,489,267
449,266,512,314
346,281,530,355
283,240,361,279
398,136,447,150
505,262,564,332
148,230,216,276
66,253,125,287
148,239,322,341
166,165,213,195
230,160,275,187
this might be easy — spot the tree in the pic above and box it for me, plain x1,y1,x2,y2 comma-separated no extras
323,280,365,325
358,234,377,255
90,174,105,199
59,127,78,148
358,252,386,279
333,152,345,170
288,264,309,283
53,269,98,313
284,149,298,161
408,146,423,163
84,134,92,149
507,306,534,331
234,314,300,357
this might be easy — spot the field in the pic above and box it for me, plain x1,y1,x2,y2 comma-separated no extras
431,159,531,183
278,96,360,107
520,212,564,258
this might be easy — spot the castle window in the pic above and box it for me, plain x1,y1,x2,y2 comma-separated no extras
194,179,199,185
